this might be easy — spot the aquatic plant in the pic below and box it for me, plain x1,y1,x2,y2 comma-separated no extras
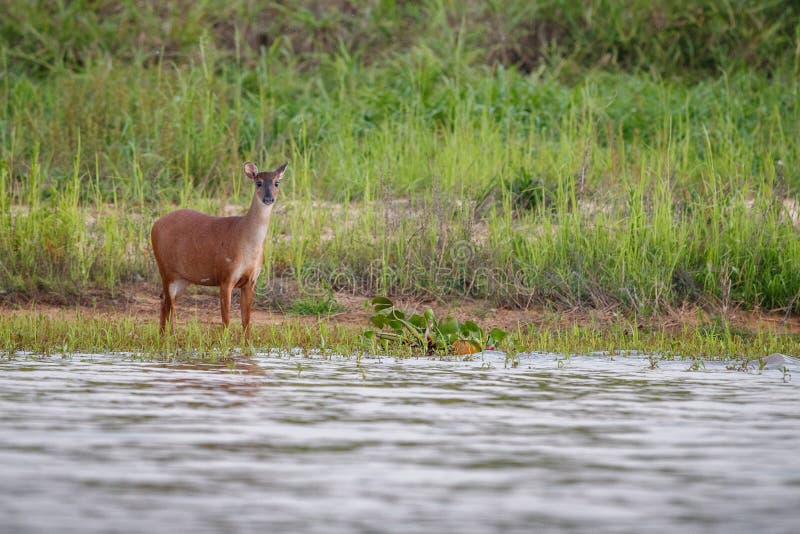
364,296,508,355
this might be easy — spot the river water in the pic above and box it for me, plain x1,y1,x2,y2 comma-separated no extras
1,351,798,533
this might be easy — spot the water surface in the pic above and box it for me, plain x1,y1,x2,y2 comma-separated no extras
1,352,798,533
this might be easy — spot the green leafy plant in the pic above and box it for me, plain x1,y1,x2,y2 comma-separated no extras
363,297,508,355
288,293,344,316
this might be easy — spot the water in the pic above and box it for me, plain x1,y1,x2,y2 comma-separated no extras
1,351,798,533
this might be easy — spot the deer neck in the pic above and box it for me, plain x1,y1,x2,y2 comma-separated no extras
238,191,274,248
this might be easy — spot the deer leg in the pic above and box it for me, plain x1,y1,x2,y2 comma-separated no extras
168,296,176,334
241,280,256,339
219,280,234,328
160,282,173,334
164,279,186,334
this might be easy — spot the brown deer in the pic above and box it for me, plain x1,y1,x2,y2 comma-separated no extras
151,161,287,336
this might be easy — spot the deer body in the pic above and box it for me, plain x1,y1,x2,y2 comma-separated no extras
151,162,287,335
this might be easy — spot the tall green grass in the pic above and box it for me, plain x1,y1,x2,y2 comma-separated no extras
1,1,799,315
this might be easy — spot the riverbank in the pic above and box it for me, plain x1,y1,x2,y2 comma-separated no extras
2,282,799,359
5,281,800,332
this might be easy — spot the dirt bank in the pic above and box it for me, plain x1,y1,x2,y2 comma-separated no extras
2,282,800,336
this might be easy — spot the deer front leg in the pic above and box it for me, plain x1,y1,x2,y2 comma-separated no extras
219,280,234,328
241,280,256,339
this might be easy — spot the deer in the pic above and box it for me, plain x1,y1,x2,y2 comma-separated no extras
150,161,287,337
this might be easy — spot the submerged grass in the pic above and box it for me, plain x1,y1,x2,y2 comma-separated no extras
1,312,798,362
0,312,367,361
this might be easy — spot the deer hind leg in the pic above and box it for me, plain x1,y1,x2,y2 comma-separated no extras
159,283,174,334
219,280,234,328
240,279,256,339
161,278,186,334
159,289,171,334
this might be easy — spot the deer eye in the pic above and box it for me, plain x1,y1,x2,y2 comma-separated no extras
255,180,263,187
275,181,280,188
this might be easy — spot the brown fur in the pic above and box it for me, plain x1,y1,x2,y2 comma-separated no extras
151,162,287,336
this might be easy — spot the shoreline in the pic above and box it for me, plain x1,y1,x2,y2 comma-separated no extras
3,283,800,361
3,282,800,336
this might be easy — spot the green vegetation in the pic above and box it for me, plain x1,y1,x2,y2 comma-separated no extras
2,2,800,331
0,311,360,360
287,293,345,316
1,311,798,361
364,297,509,355
3,1,796,77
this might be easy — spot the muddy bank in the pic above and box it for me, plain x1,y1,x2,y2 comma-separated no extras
2,282,800,336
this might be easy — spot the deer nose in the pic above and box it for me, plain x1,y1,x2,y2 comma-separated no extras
262,196,274,205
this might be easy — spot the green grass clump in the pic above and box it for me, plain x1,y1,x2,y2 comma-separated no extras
287,294,344,316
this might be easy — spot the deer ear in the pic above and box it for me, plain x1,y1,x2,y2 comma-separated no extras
273,162,288,178
243,162,259,180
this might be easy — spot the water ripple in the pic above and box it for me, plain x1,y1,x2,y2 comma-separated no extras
0,352,798,533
